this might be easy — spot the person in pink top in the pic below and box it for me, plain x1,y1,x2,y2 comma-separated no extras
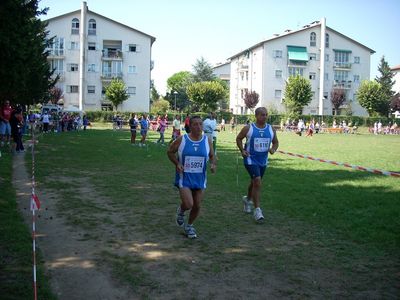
156,115,167,145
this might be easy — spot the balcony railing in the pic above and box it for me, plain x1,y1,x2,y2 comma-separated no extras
47,49,65,57
333,80,352,89
101,72,123,80
333,62,352,69
102,50,123,59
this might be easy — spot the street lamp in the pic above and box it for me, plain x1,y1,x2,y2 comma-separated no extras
173,91,178,111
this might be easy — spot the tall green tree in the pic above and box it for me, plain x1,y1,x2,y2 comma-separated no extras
375,56,395,116
0,0,55,105
150,86,160,104
166,71,193,111
283,75,312,119
187,81,226,111
192,57,216,82
357,80,385,116
105,79,129,110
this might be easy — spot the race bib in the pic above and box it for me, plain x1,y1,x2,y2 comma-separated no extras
184,156,205,173
254,138,269,152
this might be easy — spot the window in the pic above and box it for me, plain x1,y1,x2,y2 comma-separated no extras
71,18,79,35
128,44,140,52
334,70,349,82
353,93,357,102
88,42,96,50
288,67,304,77
309,53,317,60
87,85,95,94
275,90,282,98
325,54,329,62
324,73,329,80
323,92,328,99
128,87,136,95
49,59,64,73
48,37,64,56
88,19,96,35
87,64,96,72
309,72,316,80
325,33,329,48
353,75,360,82
310,32,316,47
334,50,351,67
68,63,78,72
70,41,79,50
245,71,249,80
128,65,137,73
67,85,78,93
275,70,282,78
102,61,122,78
273,50,282,58
354,56,360,64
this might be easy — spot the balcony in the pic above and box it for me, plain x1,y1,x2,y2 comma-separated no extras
47,49,65,58
50,71,65,82
333,62,352,70
238,64,249,71
101,72,123,82
333,80,352,89
101,49,123,60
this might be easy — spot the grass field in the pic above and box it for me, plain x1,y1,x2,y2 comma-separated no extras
2,124,400,298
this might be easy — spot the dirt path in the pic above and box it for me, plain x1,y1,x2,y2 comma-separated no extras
12,153,135,300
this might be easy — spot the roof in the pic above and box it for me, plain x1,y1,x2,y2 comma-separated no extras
391,65,400,71
228,21,375,60
45,9,156,45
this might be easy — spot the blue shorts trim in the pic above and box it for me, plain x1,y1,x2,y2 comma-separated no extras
244,164,266,179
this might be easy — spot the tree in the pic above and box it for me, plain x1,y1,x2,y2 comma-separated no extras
192,57,216,82
390,93,400,112
243,90,259,112
187,81,227,111
150,98,170,115
0,0,55,105
105,79,129,110
330,88,346,115
357,80,385,116
150,86,160,104
166,71,193,111
283,75,312,119
375,56,395,116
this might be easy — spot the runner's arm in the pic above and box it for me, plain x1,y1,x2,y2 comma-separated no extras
167,136,183,172
269,127,279,154
236,125,250,157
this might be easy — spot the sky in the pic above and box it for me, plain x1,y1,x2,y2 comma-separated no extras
39,0,400,95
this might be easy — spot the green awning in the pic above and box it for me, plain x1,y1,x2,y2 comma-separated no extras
333,49,352,53
287,46,308,61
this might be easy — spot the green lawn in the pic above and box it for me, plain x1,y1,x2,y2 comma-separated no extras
2,125,400,298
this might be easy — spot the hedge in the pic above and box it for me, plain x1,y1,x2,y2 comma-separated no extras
83,110,396,127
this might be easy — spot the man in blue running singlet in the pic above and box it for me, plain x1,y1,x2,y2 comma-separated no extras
236,107,279,222
167,116,216,239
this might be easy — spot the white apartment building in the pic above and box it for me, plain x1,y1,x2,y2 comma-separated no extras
228,18,375,116
46,2,155,112
391,65,400,95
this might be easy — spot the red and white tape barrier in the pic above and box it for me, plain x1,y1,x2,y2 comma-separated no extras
277,150,400,178
30,123,41,300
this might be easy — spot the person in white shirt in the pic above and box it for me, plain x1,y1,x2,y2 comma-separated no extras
203,112,218,155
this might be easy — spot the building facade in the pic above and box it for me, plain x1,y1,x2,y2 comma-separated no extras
228,18,375,116
46,2,155,112
391,65,400,95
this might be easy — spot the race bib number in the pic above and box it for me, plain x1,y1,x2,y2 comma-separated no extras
184,156,205,173
254,138,269,152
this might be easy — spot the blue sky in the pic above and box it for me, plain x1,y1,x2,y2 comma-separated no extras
39,0,400,94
